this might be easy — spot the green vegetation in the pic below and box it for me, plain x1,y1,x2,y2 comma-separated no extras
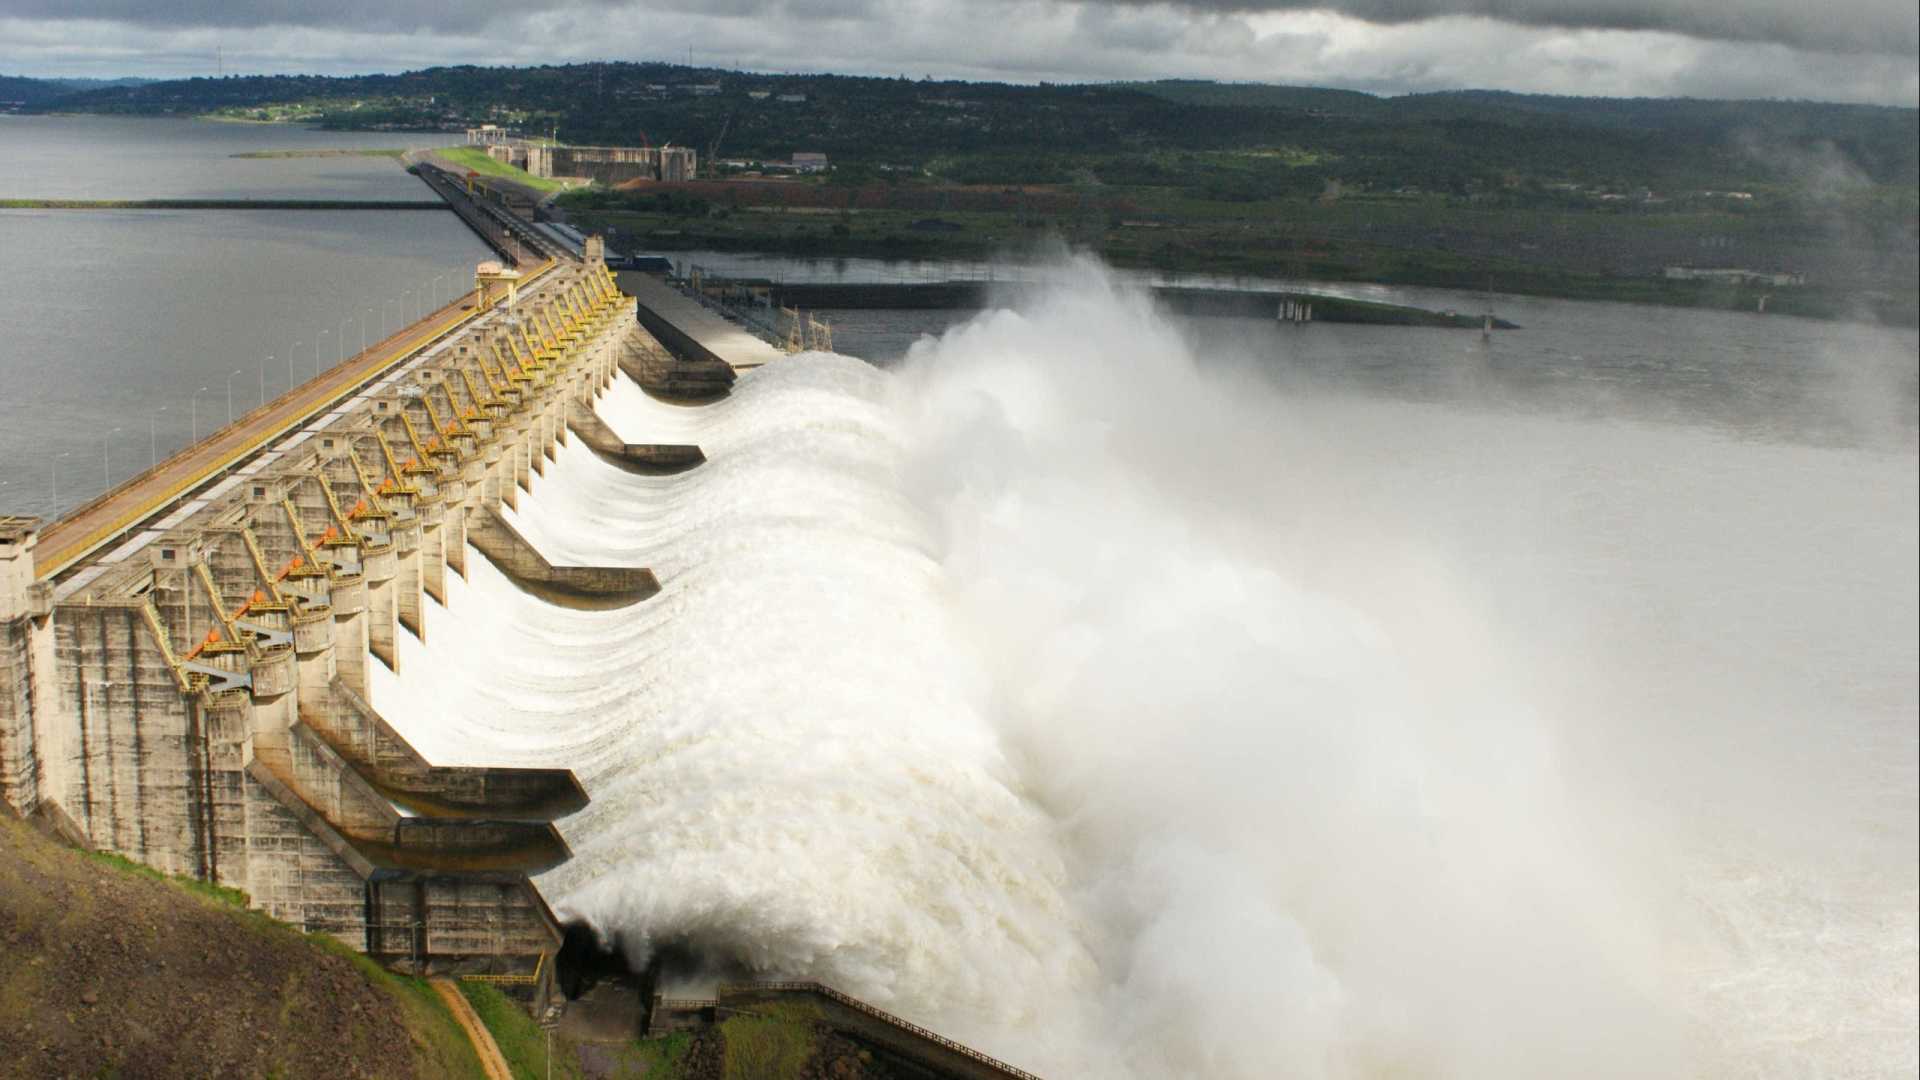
23,63,1916,323
457,981,583,1080
615,1032,694,1078
87,840,484,1078
34,65,1914,194
566,199,1917,324
719,1001,825,1080
357,964,491,1079
439,146,572,193
0,74,151,106
1,810,487,1078
86,847,254,908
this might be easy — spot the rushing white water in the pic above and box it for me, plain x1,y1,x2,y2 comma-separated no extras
372,260,1918,1078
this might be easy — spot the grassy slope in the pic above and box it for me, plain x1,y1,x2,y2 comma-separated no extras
0,809,486,1080
458,981,584,1080
457,993,904,1080
718,1001,824,1080
440,146,571,193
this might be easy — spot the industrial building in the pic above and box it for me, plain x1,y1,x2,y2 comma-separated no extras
486,143,697,184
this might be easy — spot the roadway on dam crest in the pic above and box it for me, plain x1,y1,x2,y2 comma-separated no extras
34,262,555,579
622,272,785,372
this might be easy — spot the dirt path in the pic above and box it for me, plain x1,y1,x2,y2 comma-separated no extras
431,979,517,1080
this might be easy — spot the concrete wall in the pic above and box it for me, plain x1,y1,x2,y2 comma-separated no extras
0,262,662,974
543,146,696,184
0,519,47,814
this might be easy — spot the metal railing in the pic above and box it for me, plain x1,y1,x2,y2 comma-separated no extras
37,240,564,577
458,951,547,987
721,981,1044,1080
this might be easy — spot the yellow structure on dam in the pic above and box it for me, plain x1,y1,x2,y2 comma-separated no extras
0,253,678,981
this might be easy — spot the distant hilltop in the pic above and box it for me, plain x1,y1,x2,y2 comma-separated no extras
0,74,153,108
13,63,1915,193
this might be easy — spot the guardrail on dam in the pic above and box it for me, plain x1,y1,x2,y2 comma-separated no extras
0,220,714,977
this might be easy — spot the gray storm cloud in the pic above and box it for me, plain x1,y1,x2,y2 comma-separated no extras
6,0,1915,55
1149,0,1919,56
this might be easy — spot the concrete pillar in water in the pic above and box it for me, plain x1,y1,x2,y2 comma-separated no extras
394,526,423,641
327,561,369,701
364,542,398,676
419,495,448,604
293,591,337,725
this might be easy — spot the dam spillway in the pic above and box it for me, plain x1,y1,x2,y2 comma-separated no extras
0,163,1066,1077
0,245,710,978
5,217,1911,1078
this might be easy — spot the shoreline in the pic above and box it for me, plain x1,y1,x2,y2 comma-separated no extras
758,279,1520,329
0,197,449,210
569,213,1919,329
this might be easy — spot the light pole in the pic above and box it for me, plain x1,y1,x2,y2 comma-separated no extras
226,369,244,425
103,427,121,488
192,386,208,442
51,451,70,504
365,307,375,351
150,405,168,468
315,331,327,378
339,318,352,366
431,274,447,310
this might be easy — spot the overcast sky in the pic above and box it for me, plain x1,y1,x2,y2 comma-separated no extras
2,0,1915,106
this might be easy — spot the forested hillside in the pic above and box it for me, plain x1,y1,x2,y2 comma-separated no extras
30,65,1918,198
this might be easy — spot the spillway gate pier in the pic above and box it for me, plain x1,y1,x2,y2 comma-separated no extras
0,231,693,980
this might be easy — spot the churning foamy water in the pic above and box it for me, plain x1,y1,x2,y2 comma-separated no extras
372,260,1918,1078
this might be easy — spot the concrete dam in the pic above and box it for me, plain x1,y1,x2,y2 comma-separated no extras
0,168,1054,1076
0,248,645,967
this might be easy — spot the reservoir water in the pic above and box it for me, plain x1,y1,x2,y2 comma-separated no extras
2,119,1914,1078
0,116,490,518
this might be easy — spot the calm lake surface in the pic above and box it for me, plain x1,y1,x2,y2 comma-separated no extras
0,114,443,199
0,116,488,517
